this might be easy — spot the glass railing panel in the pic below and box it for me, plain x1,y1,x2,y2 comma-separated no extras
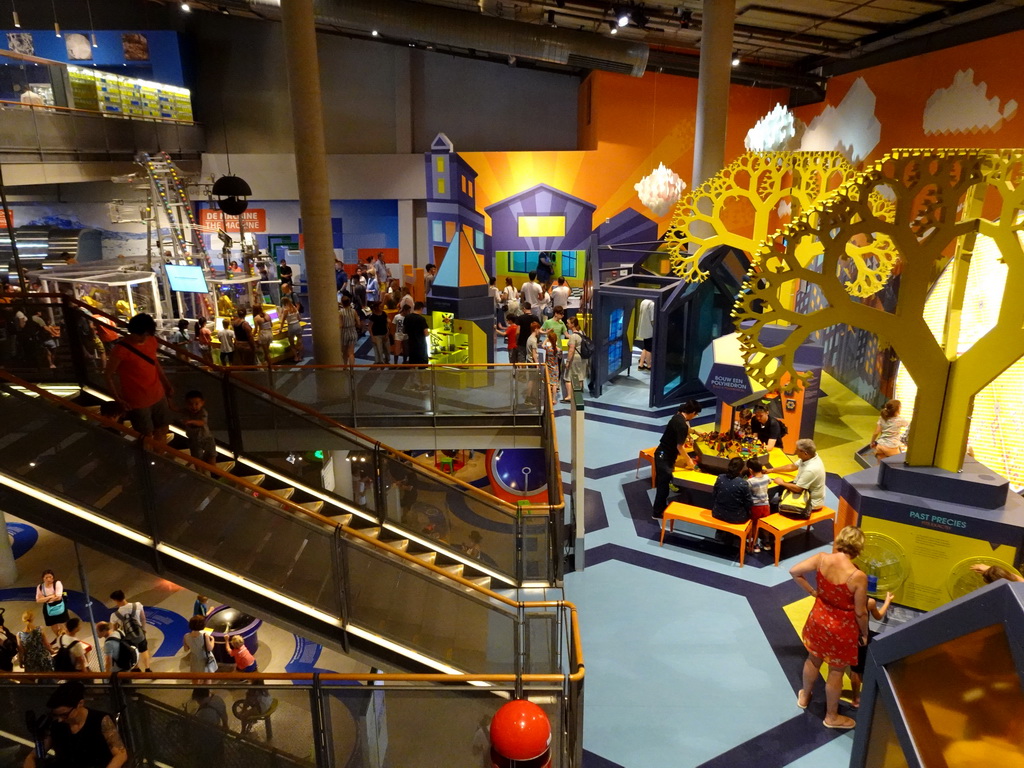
144,451,343,617
377,451,518,579
125,683,316,768
325,685,564,768
0,680,119,756
350,367,434,420
525,609,561,675
233,368,355,424
432,365,518,415
0,386,151,533
521,513,554,584
343,541,517,673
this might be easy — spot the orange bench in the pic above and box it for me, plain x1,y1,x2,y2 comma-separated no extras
660,502,752,567
754,508,837,567
636,447,657,487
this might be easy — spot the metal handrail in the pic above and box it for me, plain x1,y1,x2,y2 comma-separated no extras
0,368,585,659
0,98,199,127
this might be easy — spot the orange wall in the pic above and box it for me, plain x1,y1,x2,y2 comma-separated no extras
462,70,787,235
794,29,1024,163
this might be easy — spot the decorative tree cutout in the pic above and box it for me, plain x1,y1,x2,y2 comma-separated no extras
664,151,898,298
735,148,1024,471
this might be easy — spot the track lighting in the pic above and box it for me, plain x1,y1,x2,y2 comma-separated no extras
608,21,618,34
732,52,740,66
613,6,630,27
181,2,191,12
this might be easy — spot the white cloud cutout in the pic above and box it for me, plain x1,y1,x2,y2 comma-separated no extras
777,199,792,218
745,103,804,152
799,77,881,164
923,69,1017,135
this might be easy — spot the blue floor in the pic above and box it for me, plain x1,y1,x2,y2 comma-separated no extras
557,363,856,768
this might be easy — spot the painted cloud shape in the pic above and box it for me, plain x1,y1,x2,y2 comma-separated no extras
799,77,881,164
923,69,1017,135
745,103,804,152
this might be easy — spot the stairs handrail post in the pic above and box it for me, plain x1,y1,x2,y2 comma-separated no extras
370,441,385,525
310,673,334,768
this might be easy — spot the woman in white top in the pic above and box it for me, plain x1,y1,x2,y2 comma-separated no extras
636,298,655,370
870,399,909,459
36,569,68,639
280,297,303,363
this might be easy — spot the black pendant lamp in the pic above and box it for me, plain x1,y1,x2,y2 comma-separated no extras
211,175,252,216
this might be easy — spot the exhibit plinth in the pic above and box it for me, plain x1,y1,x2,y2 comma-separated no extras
840,456,1024,611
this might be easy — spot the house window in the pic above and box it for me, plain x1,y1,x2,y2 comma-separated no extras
445,221,456,242
468,180,474,198
432,221,443,243
435,156,445,172
437,177,446,195
505,251,529,273
475,230,484,250
560,250,579,278
518,215,565,238
460,175,467,193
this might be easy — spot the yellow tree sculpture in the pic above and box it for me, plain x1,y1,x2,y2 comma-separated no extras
664,151,898,299
735,148,1024,472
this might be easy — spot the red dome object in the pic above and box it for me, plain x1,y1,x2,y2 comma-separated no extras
489,700,552,761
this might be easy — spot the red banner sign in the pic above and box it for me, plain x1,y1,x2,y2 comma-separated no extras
199,208,266,233
0,209,12,229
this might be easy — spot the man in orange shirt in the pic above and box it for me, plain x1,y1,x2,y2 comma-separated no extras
104,313,172,439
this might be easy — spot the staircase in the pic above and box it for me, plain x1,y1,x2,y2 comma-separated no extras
0,373,558,674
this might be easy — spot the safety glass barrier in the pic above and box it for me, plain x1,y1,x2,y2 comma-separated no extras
0,677,574,768
144,450,345,618
0,297,86,383
521,512,556,584
0,384,152,534
343,540,520,674
377,450,520,581
431,365,525,416
233,367,357,425
350,366,433,421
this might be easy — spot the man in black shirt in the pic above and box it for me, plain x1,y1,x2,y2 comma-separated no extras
403,302,429,365
652,400,700,520
514,302,539,365
25,680,128,768
278,258,293,287
750,404,783,451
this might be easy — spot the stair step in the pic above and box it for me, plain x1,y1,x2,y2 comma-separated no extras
412,551,437,565
237,474,265,487
361,527,382,540
387,539,410,552
215,460,236,473
334,513,353,527
298,500,324,514
439,564,464,578
467,576,492,589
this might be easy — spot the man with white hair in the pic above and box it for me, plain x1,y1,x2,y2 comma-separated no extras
770,438,826,514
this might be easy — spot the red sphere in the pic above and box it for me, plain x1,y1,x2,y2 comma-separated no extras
489,700,552,761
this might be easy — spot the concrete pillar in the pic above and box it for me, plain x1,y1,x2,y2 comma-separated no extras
691,0,736,188
280,0,342,364
0,509,18,587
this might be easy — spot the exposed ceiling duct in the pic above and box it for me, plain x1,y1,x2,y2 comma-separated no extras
246,0,649,77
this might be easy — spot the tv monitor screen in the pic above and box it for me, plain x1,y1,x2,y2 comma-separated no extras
165,264,210,293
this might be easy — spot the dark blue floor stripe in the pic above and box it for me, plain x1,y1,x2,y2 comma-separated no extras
583,749,628,768
695,714,847,768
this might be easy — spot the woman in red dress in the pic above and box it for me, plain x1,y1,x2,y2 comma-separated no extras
789,525,869,730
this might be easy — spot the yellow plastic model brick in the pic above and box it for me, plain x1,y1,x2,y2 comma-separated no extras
734,148,1024,471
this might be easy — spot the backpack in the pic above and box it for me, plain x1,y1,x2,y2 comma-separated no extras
53,639,80,672
111,632,139,672
0,625,17,664
576,331,594,360
119,603,146,647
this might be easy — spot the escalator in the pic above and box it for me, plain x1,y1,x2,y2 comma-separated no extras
0,375,556,675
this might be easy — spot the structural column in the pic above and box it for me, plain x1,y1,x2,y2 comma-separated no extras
280,0,341,364
691,0,736,188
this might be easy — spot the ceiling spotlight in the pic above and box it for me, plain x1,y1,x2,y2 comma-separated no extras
608,21,618,34
732,52,740,66
371,29,379,37
181,2,191,11
614,6,630,27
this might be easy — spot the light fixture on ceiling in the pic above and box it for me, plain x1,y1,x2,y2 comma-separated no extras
371,29,379,36
613,6,630,27
86,0,98,47
181,2,191,12
732,51,740,66
11,0,19,28
608,21,618,34
50,0,60,37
